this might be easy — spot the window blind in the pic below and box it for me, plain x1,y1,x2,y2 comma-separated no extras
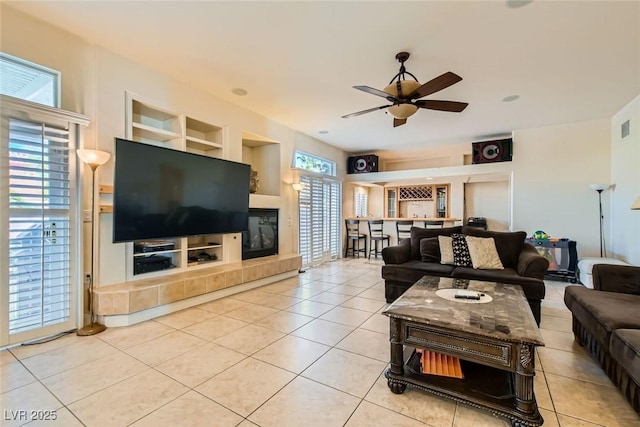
8,119,71,335
298,175,341,266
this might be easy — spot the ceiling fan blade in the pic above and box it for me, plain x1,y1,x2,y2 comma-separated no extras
353,85,398,101
415,100,469,112
342,105,390,119
408,72,463,99
393,118,407,127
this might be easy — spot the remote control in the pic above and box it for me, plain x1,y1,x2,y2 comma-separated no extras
454,290,483,300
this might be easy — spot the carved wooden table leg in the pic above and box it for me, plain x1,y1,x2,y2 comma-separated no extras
387,317,406,394
514,344,542,424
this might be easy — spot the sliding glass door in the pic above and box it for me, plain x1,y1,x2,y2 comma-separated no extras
298,175,341,267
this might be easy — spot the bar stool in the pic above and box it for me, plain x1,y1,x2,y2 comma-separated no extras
396,220,413,242
424,220,444,229
344,219,367,258
368,219,390,259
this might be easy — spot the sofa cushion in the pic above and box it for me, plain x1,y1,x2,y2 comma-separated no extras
420,237,440,262
438,235,454,264
382,261,455,285
461,227,526,269
465,236,504,270
451,267,546,299
593,264,640,295
610,329,640,385
451,234,472,267
564,285,640,351
410,226,462,260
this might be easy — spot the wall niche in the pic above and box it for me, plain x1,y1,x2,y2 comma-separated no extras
241,131,281,198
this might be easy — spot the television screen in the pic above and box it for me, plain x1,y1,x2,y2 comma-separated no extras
113,138,250,242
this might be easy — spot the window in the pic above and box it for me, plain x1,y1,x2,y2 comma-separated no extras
0,52,60,107
354,190,368,217
293,150,336,176
298,175,341,267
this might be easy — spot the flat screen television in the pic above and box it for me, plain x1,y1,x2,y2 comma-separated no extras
113,138,250,242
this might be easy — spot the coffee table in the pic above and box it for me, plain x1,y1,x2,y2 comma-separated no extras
383,276,545,427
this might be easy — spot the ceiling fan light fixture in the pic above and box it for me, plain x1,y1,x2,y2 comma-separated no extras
388,104,418,119
384,80,421,98
384,80,421,119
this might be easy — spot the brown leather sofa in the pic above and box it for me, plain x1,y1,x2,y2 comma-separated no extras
564,264,640,414
381,226,549,324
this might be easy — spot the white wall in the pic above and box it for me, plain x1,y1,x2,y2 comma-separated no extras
610,95,640,265
511,119,611,258
465,181,510,231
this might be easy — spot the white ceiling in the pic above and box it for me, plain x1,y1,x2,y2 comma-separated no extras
7,1,640,155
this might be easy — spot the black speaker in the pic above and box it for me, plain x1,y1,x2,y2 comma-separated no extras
472,138,513,164
347,155,379,174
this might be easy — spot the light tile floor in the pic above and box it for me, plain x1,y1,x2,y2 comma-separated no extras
2,258,640,426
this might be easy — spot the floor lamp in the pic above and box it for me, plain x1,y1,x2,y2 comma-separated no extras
292,182,306,273
77,149,111,336
590,183,610,257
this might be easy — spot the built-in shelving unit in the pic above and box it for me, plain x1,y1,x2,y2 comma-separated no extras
385,184,450,218
186,235,223,267
122,92,227,279
185,117,223,156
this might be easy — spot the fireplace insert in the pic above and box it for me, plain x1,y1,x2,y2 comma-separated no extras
242,208,278,260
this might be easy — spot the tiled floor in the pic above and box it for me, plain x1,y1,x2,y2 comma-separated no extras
2,258,640,426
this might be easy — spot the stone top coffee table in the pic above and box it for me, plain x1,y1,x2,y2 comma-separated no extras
383,275,545,427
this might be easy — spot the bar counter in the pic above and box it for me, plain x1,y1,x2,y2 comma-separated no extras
345,217,462,248
346,217,461,224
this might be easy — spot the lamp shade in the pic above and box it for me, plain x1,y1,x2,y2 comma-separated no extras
589,183,610,192
77,149,111,169
384,80,421,119
632,196,640,210
292,183,305,192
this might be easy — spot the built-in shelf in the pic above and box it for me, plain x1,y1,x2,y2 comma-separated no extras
242,132,281,198
185,136,223,152
132,122,182,143
124,92,227,279
186,117,223,157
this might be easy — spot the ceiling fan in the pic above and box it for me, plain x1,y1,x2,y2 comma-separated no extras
342,52,469,127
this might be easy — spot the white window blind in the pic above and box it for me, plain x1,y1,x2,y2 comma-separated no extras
354,191,368,217
8,118,71,334
299,175,341,267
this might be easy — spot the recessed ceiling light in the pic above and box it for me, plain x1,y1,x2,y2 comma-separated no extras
232,88,247,96
502,95,520,102
506,0,533,9
318,130,329,134
425,177,434,180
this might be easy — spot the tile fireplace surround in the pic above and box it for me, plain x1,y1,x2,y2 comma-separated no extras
94,254,301,324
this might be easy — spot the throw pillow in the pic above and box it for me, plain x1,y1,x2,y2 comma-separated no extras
461,227,526,268
465,236,504,270
438,235,454,265
410,226,463,260
451,233,473,267
420,237,441,262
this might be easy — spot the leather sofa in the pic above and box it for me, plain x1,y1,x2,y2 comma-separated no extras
564,264,640,414
381,226,549,325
